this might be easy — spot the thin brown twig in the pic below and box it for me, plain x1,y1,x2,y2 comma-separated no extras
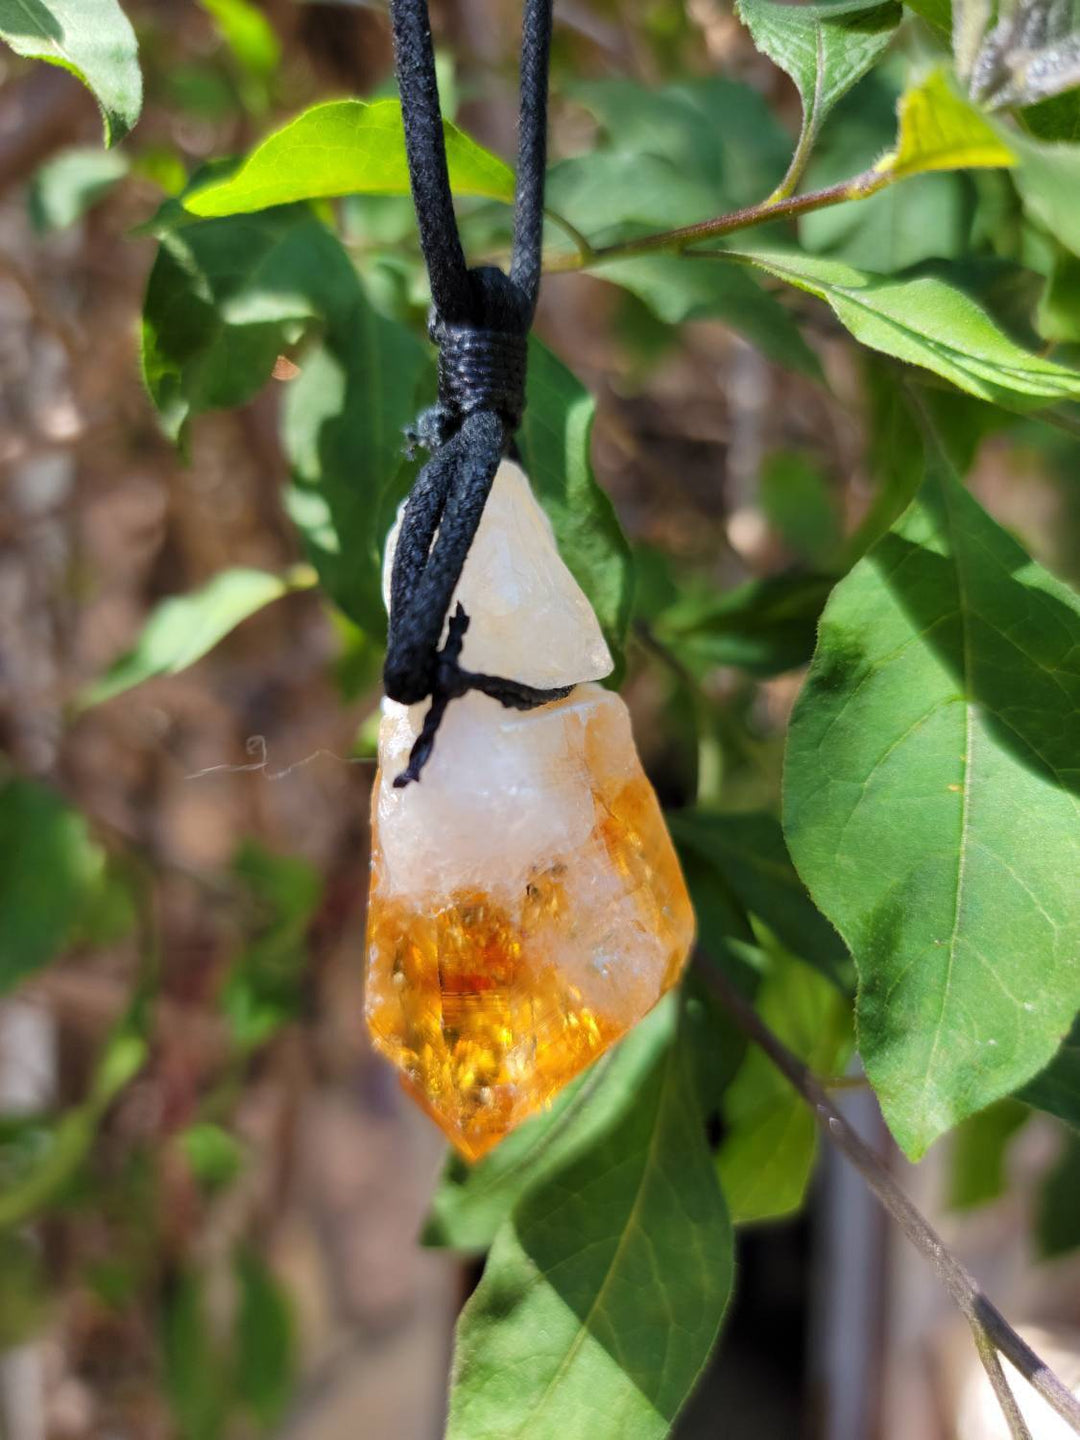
544,166,887,273
697,957,1080,1437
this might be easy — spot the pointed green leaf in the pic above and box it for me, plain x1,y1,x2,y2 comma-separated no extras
718,953,852,1224
670,809,851,990
784,420,1080,1158
0,0,141,146
184,99,513,218
880,68,1015,179
653,571,836,680
729,247,1080,407
447,999,732,1440
424,1006,680,1254
735,0,901,193
517,340,633,670
81,567,312,707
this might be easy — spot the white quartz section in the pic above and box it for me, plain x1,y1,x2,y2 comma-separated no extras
376,686,604,903
382,458,612,689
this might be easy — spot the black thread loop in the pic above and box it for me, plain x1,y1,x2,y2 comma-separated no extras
385,0,573,787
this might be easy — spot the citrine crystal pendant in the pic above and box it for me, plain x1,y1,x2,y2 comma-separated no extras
365,462,695,1159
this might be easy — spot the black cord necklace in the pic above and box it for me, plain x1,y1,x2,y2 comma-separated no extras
383,0,571,787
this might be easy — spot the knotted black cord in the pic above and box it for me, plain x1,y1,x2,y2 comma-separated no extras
384,0,572,787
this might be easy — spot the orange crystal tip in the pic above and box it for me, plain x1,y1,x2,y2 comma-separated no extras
364,689,695,1161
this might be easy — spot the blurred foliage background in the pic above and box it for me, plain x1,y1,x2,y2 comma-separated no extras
2,0,1080,1437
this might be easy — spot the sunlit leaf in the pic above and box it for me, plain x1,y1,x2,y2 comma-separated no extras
0,0,141,145
729,246,1080,407
424,1011,676,1254
447,999,732,1440
81,567,313,707
880,68,1015,179
184,99,513,217
784,411,1080,1157
736,0,901,194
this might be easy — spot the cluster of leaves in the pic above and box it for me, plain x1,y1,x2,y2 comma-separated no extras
3,0,1080,1435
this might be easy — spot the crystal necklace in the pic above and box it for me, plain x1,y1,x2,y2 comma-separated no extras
367,0,694,1158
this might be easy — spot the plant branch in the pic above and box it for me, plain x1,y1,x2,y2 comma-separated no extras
544,167,887,273
697,956,1080,1437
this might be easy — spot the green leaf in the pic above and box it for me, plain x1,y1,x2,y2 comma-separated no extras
517,340,634,670
184,99,514,218
1038,249,1080,342
179,1123,244,1194
573,76,792,212
880,68,1015,180
234,1249,295,1426
903,0,951,30
142,206,333,442
1036,1133,1080,1258
28,145,128,231
162,1270,228,1440
653,570,835,679
220,841,323,1050
1009,131,1080,259
0,0,141,145
735,0,901,195
425,1007,678,1254
446,998,732,1440
142,206,428,631
670,809,852,990
718,952,852,1224
947,1099,1028,1211
597,256,823,380
280,276,430,636
198,0,280,82
798,64,974,274
546,153,716,244
81,567,312,707
0,1026,146,1231
759,450,842,567
783,414,1080,1158
729,247,1080,407
1018,1015,1080,1129
0,778,106,992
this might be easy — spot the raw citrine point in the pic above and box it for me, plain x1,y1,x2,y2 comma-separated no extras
365,461,694,1159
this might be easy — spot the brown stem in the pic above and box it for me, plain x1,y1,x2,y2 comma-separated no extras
697,957,1080,1437
545,168,887,273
